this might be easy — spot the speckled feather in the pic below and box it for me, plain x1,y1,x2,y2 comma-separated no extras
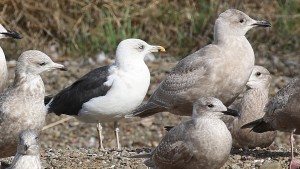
0,50,64,158
144,97,232,169
222,66,276,149
132,9,271,118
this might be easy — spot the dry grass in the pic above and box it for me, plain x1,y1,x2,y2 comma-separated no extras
0,0,299,60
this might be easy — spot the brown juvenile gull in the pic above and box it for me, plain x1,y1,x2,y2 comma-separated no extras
7,129,41,169
222,66,276,149
129,9,271,118
0,50,66,158
242,76,300,169
45,39,165,150
130,97,239,169
0,24,22,92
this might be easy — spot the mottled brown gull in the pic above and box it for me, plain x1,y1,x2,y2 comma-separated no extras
129,9,271,118
45,39,165,150
242,76,300,169
222,66,276,149
0,50,66,158
0,24,22,92
131,97,239,169
7,129,41,169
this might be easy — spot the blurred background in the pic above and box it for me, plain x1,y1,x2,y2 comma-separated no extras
0,0,299,68
0,1,299,168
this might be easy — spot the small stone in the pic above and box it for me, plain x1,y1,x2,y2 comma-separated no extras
231,163,241,169
136,164,148,169
233,155,242,160
260,162,282,169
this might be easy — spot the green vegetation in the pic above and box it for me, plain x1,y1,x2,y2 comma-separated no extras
0,0,299,59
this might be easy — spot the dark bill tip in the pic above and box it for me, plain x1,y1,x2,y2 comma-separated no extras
252,20,271,28
1,30,22,39
221,108,240,117
59,67,68,71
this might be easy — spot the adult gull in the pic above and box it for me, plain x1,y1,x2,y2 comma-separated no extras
131,97,239,169
7,129,41,169
222,66,276,149
0,24,22,92
0,50,66,158
130,9,271,118
242,76,300,169
46,39,165,150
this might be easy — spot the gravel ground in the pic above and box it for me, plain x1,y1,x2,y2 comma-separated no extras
1,55,300,169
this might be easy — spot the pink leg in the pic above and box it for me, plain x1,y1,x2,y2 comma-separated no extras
290,129,300,169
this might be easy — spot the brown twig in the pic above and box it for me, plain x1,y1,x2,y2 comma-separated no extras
42,116,75,131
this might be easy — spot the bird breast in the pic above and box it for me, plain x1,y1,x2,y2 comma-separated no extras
78,65,150,122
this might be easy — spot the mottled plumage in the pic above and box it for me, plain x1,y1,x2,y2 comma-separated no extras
222,66,276,149
0,50,65,158
135,97,238,169
7,130,41,169
131,9,271,118
242,76,300,169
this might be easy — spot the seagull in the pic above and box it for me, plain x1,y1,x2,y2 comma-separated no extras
222,66,276,149
130,9,271,118
45,39,165,150
0,50,66,158
0,24,22,92
242,76,300,169
7,129,41,169
130,97,239,169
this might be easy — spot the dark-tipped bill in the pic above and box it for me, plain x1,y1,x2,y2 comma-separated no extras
251,20,271,27
1,29,22,39
51,63,67,71
221,108,240,117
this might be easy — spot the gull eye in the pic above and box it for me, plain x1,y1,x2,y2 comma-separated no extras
239,19,245,23
256,72,261,76
39,62,46,66
208,104,214,108
139,45,144,50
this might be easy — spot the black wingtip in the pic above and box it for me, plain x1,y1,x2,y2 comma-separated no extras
164,126,174,131
44,95,53,105
241,118,274,133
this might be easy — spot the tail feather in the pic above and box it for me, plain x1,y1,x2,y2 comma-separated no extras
127,102,167,118
164,126,174,131
241,118,274,133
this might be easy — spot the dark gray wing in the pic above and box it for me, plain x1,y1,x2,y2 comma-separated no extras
47,65,112,116
265,76,300,115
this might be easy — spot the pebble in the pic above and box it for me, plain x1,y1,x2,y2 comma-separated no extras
259,162,282,169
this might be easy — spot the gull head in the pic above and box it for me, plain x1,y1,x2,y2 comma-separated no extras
192,97,229,118
247,66,271,89
0,24,22,39
17,129,40,155
16,50,67,75
115,38,165,63
215,9,271,37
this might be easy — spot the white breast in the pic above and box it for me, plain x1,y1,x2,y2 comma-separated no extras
78,63,150,123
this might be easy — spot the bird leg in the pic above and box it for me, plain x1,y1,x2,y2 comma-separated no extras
97,123,104,150
290,129,300,169
114,121,121,150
